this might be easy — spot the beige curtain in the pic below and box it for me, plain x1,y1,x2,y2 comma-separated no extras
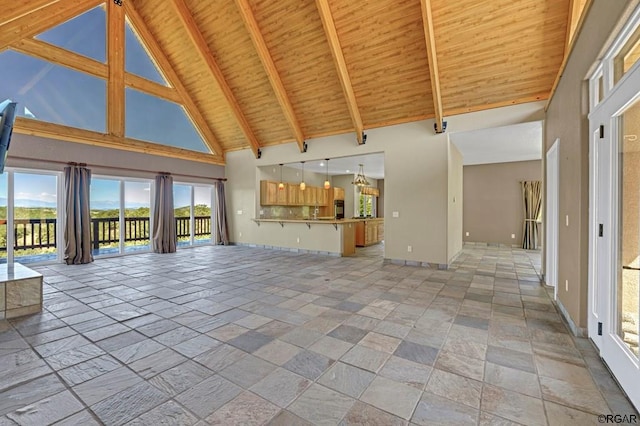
64,165,93,264
214,180,229,245
522,180,542,249
152,174,177,253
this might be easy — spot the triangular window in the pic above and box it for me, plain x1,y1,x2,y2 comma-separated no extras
125,88,209,153
36,6,106,63
125,20,169,86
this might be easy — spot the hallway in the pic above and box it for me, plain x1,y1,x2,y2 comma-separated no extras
0,245,636,425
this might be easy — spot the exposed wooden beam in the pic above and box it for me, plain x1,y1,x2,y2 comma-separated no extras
315,0,364,145
107,0,125,138
11,38,182,104
0,0,102,51
12,38,108,78
0,0,60,26
420,0,444,134
124,74,182,104
14,117,224,165
234,0,306,153
170,0,262,158
124,1,225,158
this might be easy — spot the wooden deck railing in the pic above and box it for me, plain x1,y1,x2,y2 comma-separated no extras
0,216,211,252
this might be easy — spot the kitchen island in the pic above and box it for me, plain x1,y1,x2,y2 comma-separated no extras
251,218,358,256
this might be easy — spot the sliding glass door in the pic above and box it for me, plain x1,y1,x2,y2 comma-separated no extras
174,183,214,247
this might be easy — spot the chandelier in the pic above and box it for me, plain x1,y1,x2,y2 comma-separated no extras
352,164,370,187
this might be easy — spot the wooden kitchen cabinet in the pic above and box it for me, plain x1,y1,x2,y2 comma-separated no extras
355,219,384,247
304,186,318,205
287,183,302,206
333,187,345,201
261,181,287,205
318,188,329,206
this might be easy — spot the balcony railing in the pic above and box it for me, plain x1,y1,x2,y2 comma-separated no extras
0,216,212,252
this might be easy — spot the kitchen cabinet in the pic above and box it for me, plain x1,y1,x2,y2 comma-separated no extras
260,181,337,207
261,181,287,205
355,218,384,247
304,186,318,205
287,183,303,206
333,187,345,201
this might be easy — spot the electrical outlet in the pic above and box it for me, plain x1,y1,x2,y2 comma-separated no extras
407,245,412,253
566,215,569,227
296,237,300,243
511,234,515,239
465,232,469,237
565,279,569,292
239,232,242,237
392,211,399,218
237,210,243,215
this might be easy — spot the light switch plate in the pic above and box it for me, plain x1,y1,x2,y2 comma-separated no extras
392,211,399,218
237,210,243,215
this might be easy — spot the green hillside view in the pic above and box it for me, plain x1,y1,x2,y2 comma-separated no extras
0,205,212,259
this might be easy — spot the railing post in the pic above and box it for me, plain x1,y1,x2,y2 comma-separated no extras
92,220,100,250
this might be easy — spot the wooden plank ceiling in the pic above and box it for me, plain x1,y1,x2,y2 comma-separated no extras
4,0,572,160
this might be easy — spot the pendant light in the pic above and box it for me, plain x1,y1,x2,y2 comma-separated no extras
278,164,285,190
299,161,306,191
324,158,331,189
352,163,370,187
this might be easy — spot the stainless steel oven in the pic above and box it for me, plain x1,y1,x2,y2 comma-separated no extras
334,200,344,219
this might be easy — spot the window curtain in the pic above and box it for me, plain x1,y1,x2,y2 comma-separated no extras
152,174,177,253
214,180,229,245
64,165,93,264
522,180,542,250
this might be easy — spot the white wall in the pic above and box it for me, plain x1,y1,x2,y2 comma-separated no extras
226,102,544,266
448,143,463,262
8,134,224,183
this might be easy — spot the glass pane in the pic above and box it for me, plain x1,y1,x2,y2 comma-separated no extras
0,51,106,133
36,6,106,63
194,186,212,244
174,184,191,247
90,179,120,256
125,20,167,85
125,88,209,153
0,173,7,264
13,173,58,263
618,101,640,358
598,75,605,104
615,26,640,85
125,181,151,253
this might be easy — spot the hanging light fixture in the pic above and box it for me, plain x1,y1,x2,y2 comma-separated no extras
324,158,331,189
299,161,306,191
278,164,285,190
352,163,370,187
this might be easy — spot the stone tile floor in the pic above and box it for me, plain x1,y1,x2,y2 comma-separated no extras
0,244,637,425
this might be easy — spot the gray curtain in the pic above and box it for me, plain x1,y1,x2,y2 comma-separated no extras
522,180,542,250
214,180,229,245
64,165,93,264
152,174,177,253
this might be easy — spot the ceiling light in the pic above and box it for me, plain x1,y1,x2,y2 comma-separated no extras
324,158,331,190
278,164,285,190
352,164,370,187
300,161,306,191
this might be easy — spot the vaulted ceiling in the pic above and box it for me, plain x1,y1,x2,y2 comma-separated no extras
1,0,587,164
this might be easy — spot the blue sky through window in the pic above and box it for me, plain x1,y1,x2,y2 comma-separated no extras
36,6,106,63
125,20,167,86
0,51,106,133
14,173,57,208
125,88,210,153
